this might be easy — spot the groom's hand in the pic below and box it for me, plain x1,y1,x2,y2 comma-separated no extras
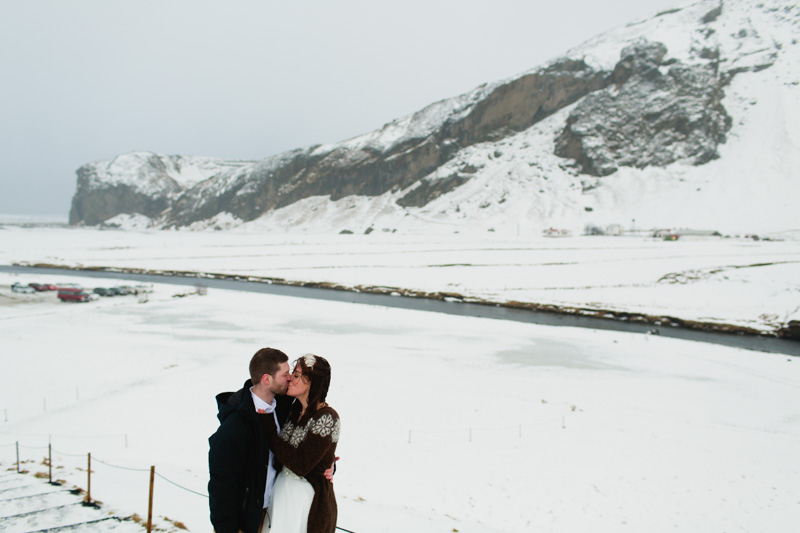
323,456,340,481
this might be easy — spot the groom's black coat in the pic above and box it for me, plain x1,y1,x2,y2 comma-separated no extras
208,380,293,533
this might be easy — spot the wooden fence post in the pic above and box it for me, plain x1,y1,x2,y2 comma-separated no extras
86,453,91,503
48,443,52,483
15,441,19,473
147,466,155,533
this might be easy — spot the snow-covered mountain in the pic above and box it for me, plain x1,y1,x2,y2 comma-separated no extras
69,0,800,235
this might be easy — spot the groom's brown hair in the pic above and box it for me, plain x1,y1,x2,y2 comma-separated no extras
249,347,288,384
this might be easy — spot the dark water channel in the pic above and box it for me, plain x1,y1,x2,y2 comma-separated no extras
3,264,798,357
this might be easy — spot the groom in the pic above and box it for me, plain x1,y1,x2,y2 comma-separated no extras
208,347,293,533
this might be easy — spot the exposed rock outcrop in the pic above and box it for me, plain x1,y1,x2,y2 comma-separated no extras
69,152,247,226
70,182,172,227
70,153,184,225
554,39,732,176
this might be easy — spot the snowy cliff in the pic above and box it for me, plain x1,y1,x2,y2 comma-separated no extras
69,0,800,234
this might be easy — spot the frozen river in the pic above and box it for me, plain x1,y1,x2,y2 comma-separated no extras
3,264,797,356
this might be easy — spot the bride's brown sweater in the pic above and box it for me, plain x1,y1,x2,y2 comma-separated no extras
259,404,340,533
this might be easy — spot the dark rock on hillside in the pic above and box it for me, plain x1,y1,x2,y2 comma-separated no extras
397,174,472,208
701,2,723,24
555,39,732,176
70,184,173,226
167,148,320,226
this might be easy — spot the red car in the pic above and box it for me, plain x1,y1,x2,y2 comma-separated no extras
29,283,57,291
58,287,92,302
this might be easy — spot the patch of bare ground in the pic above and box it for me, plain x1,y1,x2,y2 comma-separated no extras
658,260,800,284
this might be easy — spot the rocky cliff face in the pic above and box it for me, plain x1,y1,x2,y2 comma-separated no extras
162,58,608,227
69,152,242,225
68,0,798,233
555,40,732,176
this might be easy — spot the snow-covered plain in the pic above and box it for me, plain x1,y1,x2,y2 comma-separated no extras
2,226,799,334
1,226,800,532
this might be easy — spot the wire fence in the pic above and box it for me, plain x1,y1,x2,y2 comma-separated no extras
89,454,153,473
3,442,213,497
1,412,578,532
3,415,575,460
0,440,210,532
154,471,209,498
2,438,371,532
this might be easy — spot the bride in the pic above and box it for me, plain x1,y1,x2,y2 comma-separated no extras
259,354,340,533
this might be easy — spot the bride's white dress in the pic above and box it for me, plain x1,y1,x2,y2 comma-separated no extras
263,467,314,533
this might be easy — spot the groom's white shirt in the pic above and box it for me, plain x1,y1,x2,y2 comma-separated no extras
251,388,281,509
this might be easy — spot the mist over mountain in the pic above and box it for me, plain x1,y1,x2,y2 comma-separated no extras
69,0,799,235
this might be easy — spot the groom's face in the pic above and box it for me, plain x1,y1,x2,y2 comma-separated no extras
269,361,291,395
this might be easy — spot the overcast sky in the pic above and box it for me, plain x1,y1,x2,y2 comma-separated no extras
0,0,682,216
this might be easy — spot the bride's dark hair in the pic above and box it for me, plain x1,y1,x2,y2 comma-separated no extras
295,354,331,421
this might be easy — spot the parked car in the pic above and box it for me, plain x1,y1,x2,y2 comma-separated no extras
93,287,114,297
29,283,56,291
11,282,36,294
111,286,131,296
57,287,92,302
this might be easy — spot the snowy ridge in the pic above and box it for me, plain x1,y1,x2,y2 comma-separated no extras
568,0,795,72
79,151,247,194
313,82,497,156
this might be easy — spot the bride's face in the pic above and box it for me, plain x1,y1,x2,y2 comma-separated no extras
287,365,310,399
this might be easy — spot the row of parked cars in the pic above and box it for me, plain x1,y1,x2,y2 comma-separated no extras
10,282,153,303
11,282,55,293
92,286,150,297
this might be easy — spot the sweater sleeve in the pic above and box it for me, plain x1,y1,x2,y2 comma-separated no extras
259,409,339,477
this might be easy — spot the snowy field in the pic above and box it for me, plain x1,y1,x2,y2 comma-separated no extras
0,273,798,532
1,227,800,532
1,226,799,334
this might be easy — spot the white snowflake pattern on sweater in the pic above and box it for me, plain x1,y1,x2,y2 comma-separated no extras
279,410,340,448
310,413,341,442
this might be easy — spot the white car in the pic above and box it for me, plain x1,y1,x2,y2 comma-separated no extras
11,282,35,294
